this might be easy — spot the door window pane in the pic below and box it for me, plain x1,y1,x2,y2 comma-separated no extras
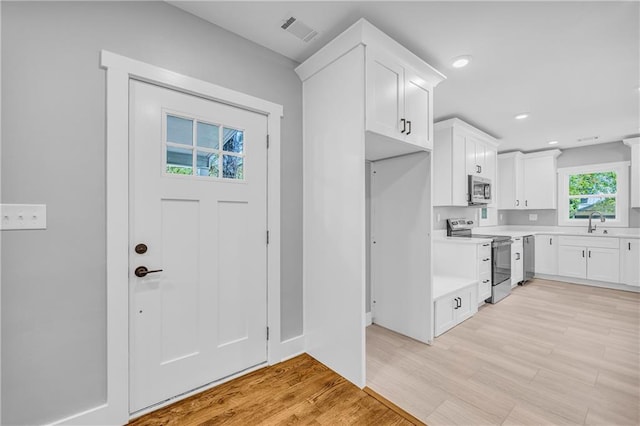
223,128,244,153
167,115,193,146
197,122,219,149
223,155,243,179
197,151,219,177
167,146,193,175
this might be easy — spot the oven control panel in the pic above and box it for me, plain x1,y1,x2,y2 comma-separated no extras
447,218,474,231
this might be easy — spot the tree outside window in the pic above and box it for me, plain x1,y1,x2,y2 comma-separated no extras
568,171,617,219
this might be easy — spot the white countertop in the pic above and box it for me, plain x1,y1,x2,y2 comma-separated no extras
435,236,493,244
434,227,640,240
433,275,477,299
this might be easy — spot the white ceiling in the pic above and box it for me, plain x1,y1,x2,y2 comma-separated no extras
169,1,640,153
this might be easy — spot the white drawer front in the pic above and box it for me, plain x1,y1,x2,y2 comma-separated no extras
559,235,619,249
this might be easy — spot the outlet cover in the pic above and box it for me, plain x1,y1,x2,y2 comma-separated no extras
529,213,538,221
0,204,47,230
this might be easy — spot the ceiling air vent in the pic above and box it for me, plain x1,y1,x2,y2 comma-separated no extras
281,16,318,43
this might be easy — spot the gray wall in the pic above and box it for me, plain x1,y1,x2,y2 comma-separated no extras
1,2,302,424
502,142,640,227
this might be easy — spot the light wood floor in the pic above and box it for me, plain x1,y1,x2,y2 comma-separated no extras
129,353,416,425
367,279,640,426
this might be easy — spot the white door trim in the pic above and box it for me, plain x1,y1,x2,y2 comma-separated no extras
50,50,283,425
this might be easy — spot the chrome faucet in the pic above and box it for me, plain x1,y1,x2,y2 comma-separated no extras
588,211,606,233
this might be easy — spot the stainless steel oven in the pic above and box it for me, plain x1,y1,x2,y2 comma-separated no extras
447,218,512,304
468,175,492,205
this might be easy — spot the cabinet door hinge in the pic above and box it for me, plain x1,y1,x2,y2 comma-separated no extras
266,326,270,340
267,134,270,149
267,230,270,245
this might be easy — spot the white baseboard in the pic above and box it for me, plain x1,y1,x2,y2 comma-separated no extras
535,274,640,293
279,334,305,362
365,311,372,326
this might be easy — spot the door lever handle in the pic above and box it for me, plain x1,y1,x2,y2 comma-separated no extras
135,266,163,277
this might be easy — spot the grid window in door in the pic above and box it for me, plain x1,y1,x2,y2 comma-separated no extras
165,113,245,180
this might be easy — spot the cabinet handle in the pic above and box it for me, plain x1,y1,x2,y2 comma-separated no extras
582,250,585,258
483,279,490,283
549,238,552,245
588,250,591,258
629,242,631,250
400,118,406,134
406,120,412,135
516,200,520,207
525,200,528,207
479,165,482,173
516,253,521,260
483,258,491,261
483,243,490,247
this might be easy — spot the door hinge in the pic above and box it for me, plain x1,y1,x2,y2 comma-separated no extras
266,326,270,340
267,134,270,149
267,230,270,245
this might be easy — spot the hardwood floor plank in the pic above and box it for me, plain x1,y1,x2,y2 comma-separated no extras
367,279,640,425
130,354,413,426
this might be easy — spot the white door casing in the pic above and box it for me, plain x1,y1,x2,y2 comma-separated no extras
129,81,268,412
47,51,282,426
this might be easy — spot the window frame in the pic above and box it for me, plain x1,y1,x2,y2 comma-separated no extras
557,161,630,227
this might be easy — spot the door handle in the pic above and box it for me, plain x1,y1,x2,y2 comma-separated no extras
400,118,406,133
406,120,412,135
135,266,163,277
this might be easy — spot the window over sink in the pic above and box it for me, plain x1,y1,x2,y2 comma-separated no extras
557,161,630,227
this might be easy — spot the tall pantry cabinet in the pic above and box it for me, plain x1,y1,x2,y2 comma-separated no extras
295,19,445,388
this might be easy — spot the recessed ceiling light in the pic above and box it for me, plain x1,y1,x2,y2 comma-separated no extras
451,55,472,68
548,140,558,145
514,113,529,120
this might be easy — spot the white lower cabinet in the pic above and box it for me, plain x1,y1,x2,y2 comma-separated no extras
535,234,558,275
511,237,524,285
434,284,478,337
620,238,640,286
558,236,620,283
558,245,587,279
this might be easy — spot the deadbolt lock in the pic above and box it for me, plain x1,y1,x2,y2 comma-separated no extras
135,243,148,254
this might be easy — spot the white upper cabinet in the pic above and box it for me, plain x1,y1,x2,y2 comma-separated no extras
434,118,499,206
498,152,524,209
498,149,561,210
623,137,640,208
295,19,445,162
366,50,433,150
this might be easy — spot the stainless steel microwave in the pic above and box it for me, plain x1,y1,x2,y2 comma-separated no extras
468,175,492,205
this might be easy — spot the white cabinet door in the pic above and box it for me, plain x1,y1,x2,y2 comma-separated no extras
456,285,478,322
404,68,432,149
587,247,620,283
484,147,497,207
620,239,640,286
558,245,587,279
535,235,558,275
466,137,485,176
434,296,458,337
523,155,557,209
366,52,403,140
511,238,524,285
498,153,524,209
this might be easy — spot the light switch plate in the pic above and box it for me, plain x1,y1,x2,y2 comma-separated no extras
529,213,538,221
0,204,47,230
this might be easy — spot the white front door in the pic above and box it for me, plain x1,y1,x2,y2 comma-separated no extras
128,80,268,413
